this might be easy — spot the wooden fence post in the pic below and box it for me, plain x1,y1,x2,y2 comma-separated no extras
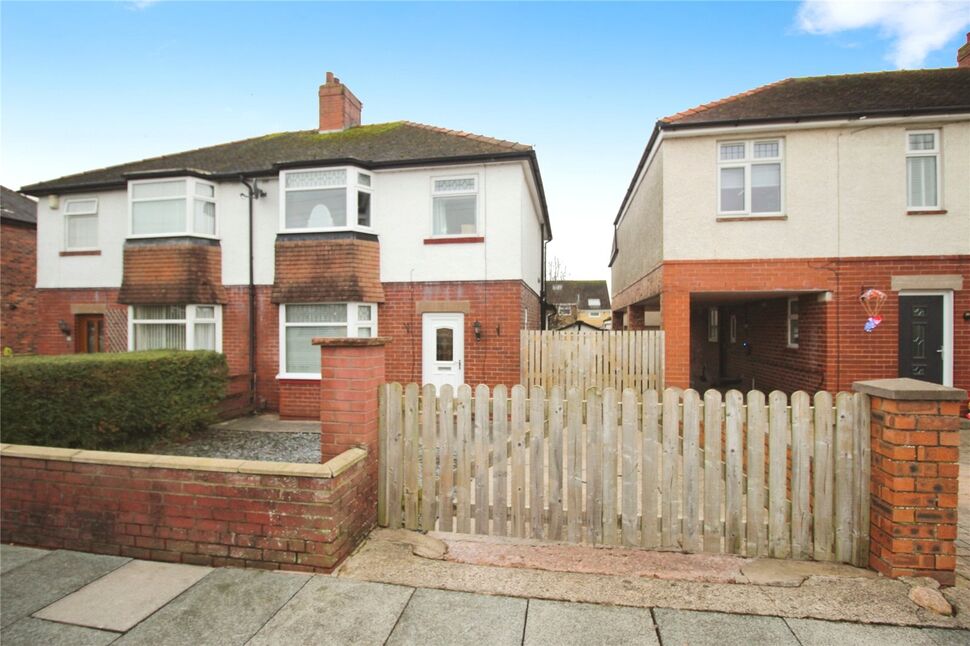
854,378,966,585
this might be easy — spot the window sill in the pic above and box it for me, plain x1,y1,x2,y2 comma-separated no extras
424,236,485,245
716,215,788,223
277,374,321,381
279,226,375,235
60,250,101,257
906,209,947,216
127,233,220,241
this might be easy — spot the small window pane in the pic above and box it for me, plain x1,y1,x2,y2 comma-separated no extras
132,180,186,200
194,199,216,234
285,188,346,228
357,305,372,322
195,306,216,320
433,195,476,235
358,327,372,338
434,178,476,193
134,323,186,350
194,323,216,350
195,183,215,198
132,199,186,235
358,173,371,187
66,199,97,214
436,328,453,361
751,163,781,213
907,156,938,207
719,143,745,160
67,214,98,248
286,304,347,323
754,141,779,158
588,298,601,308
908,133,935,151
357,190,371,227
286,327,326,373
133,305,186,320
720,167,745,212
285,169,346,189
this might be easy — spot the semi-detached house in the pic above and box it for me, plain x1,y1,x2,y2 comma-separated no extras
610,43,970,400
22,73,551,418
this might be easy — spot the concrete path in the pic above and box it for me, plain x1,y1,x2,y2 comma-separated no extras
2,546,968,645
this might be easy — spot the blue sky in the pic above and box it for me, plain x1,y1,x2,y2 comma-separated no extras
2,1,968,281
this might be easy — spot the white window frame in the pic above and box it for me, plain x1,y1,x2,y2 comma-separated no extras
278,167,373,233
729,314,737,344
707,308,719,342
430,174,480,237
63,198,99,251
905,129,941,210
557,304,572,316
127,304,222,352
278,302,378,379
716,139,784,217
787,297,799,349
128,178,218,239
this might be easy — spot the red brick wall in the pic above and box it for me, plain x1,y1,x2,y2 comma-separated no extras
118,242,225,305
651,256,969,397
381,280,529,387
0,452,372,572
521,283,541,332
1,221,37,354
35,289,127,355
271,238,384,304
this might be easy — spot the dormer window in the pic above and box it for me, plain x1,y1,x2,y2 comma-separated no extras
129,178,217,238
280,167,372,232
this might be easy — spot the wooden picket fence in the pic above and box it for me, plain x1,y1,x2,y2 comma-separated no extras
378,383,871,566
520,330,664,395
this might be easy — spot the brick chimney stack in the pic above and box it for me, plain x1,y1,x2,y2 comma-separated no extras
959,32,970,68
318,72,362,132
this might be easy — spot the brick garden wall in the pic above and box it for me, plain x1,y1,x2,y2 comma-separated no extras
1,221,37,354
0,447,372,573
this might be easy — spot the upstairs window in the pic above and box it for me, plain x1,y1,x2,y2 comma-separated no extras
906,130,940,210
130,178,217,237
129,304,221,352
281,168,372,231
717,139,783,216
280,303,376,376
432,176,478,236
64,198,98,250
557,304,572,316
588,298,601,308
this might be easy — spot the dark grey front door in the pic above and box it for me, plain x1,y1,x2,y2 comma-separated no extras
898,295,944,384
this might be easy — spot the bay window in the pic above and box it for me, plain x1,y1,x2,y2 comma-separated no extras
64,198,99,250
281,168,372,231
432,176,478,236
129,178,217,237
906,130,941,210
129,304,221,351
280,303,376,376
717,139,783,216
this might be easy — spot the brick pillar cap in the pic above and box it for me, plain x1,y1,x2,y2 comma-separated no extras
312,337,391,347
853,378,966,401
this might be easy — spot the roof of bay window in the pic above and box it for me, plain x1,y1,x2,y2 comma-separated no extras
21,121,535,195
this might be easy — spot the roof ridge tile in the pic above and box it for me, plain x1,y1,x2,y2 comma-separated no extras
403,121,531,151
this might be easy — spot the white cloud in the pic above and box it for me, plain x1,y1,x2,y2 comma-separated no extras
797,0,970,68
127,0,160,10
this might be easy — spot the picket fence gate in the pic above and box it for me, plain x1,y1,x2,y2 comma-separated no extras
378,383,870,566
520,330,664,395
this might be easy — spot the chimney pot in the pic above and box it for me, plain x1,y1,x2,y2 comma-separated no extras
318,72,362,132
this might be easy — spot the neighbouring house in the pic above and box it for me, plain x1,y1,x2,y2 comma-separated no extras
545,280,612,330
610,38,970,398
21,73,551,418
1,186,38,355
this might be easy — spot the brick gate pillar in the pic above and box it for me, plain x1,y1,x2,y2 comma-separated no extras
315,337,389,463
853,378,966,585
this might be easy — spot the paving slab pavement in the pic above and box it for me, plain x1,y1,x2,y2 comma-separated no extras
113,567,309,646
248,576,413,646
0,545,49,574
34,560,212,632
523,599,659,646
787,618,948,646
0,617,119,646
386,588,527,646
0,550,129,629
653,608,800,645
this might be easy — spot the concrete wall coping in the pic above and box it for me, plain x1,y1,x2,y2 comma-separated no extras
0,444,368,478
853,378,967,402
312,337,390,347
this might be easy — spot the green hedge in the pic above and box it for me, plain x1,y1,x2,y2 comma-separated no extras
1,351,228,450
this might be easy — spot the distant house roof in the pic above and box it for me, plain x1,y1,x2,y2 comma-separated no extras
0,186,37,226
546,280,611,310
555,319,603,332
20,121,551,236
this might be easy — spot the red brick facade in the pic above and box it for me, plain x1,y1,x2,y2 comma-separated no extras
118,241,226,305
0,450,372,573
614,256,970,400
1,220,37,354
271,236,384,304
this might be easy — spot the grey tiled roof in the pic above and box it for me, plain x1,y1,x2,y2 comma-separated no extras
546,280,611,310
0,186,37,225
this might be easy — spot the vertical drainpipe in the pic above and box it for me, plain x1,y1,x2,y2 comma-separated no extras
240,177,261,408
540,225,547,330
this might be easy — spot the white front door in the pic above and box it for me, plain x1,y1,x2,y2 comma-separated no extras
422,313,464,388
